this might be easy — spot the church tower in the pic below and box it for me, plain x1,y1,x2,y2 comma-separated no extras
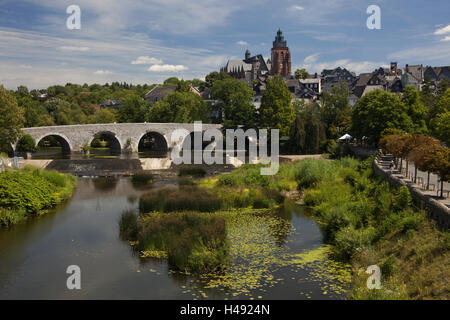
270,29,291,77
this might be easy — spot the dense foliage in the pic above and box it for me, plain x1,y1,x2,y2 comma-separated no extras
0,167,77,226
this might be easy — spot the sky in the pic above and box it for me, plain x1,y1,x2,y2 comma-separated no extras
0,0,449,89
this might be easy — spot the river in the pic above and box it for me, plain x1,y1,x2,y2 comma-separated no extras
0,177,350,299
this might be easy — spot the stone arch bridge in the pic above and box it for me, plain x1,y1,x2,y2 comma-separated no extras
15,123,222,154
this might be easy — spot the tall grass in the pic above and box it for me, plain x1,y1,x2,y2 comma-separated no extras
119,211,229,273
139,187,222,213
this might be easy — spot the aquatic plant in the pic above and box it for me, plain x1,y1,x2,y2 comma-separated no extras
131,171,154,185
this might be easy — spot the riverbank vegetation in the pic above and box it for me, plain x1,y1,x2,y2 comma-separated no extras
0,166,77,227
120,157,448,299
131,171,154,185
300,158,449,299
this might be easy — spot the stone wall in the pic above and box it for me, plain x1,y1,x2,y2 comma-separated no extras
373,160,450,230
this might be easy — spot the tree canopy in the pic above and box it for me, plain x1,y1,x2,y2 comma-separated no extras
0,85,25,153
147,91,210,123
351,89,413,145
259,75,295,136
211,78,256,129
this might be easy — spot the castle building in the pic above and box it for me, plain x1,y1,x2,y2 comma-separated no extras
221,29,291,82
270,29,291,77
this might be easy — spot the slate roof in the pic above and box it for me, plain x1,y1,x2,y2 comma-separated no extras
144,86,177,101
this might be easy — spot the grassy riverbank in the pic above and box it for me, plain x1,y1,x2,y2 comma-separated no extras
300,158,449,300
121,157,448,299
0,166,77,227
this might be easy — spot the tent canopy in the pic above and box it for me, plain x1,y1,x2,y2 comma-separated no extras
338,134,352,140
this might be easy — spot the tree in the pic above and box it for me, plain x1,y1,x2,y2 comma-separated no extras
407,135,440,186
90,108,117,124
289,100,325,154
431,111,450,145
351,89,413,145
402,85,428,134
19,97,54,127
294,68,309,80
16,134,36,152
147,92,210,123
211,78,257,129
201,71,231,91
422,145,450,198
320,82,351,138
0,85,25,153
163,77,180,86
259,75,295,136
118,95,146,123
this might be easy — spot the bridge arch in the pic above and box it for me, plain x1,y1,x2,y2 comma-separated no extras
89,131,123,154
137,131,169,156
35,133,72,154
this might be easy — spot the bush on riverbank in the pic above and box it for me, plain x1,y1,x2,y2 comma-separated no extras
131,171,154,185
0,167,76,226
119,210,229,273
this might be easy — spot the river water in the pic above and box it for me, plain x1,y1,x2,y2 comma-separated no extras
0,177,350,299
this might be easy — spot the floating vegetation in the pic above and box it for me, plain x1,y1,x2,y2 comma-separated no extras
191,209,351,299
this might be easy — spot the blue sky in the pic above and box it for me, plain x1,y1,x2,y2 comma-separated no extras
0,0,449,89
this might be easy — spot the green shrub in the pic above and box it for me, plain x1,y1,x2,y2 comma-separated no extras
178,166,206,177
16,134,36,152
334,226,375,259
0,168,76,226
131,171,154,184
392,186,412,213
380,254,396,278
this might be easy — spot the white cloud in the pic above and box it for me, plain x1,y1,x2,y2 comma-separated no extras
59,46,90,52
304,53,320,64
289,5,304,11
94,70,112,75
131,56,163,65
25,0,245,35
147,64,188,72
441,36,450,42
434,24,450,35
388,44,450,61
300,58,388,74
236,41,248,46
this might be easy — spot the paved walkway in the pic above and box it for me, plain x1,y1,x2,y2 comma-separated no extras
377,154,450,208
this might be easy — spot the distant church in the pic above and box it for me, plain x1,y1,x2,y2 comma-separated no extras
221,29,292,83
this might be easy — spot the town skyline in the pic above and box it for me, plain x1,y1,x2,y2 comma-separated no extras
0,0,449,89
